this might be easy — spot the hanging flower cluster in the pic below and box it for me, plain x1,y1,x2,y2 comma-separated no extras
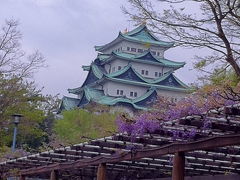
116,113,160,137
116,87,237,141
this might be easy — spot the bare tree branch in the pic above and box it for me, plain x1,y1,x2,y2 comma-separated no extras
123,0,240,77
0,19,45,78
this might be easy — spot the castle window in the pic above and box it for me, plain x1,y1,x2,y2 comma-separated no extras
117,90,119,95
130,92,133,97
134,92,137,97
155,72,158,77
141,70,149,75
159,72,162,77
120,90,124,95
137,49,143,53
157,52,160,56
127,47,130,51
118,66,121,70
151,51,156,55
131,48,136,52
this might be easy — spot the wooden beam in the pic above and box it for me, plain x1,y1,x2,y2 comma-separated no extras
18,134,240,176
179,118,240,133
50,170,58,180
97,163,106,180
172,152,185,180
224,107,240,115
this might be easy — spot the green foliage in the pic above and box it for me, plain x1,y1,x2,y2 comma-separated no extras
194,60,206,69
0,75,59,151
54,109,118,144
0,146,10,158
210,70,240,87
0,20,59,155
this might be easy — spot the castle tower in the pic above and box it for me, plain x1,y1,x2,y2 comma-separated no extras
59,24,190,112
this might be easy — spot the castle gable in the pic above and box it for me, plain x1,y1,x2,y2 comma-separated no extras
135,51,162,64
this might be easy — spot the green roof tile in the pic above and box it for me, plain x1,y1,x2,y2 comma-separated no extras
82,65,90,71
95,25,174,52
106,77,189,92
106,63,188,89
97,54,111,60
69,62,190,95
68,87,82,94
120,33,173,48
125,24,148,36
81,87,148,110
125,24,174,46
133,88,157,104
107,63,146,82
99,51,185,69
133,50,185,67
59,96,80,111
91,64,104,79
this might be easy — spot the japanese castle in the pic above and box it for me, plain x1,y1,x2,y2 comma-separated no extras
59,24,190,112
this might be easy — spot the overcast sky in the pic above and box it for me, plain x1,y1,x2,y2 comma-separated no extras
0,0,200,97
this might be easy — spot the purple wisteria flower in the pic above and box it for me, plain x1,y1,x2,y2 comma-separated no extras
116,88,238,142
116,116,134,134
202,118,212,130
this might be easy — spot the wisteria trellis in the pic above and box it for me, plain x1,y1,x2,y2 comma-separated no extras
116,90,236,141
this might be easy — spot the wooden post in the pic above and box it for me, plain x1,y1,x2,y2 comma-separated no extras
0,174,7,180
50,170,59,180
19,175,26,180
172,152,185,180
97,163,106,180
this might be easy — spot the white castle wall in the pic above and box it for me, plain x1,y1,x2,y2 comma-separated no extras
101,80,187,102
103,81,148,99
101,41,167,58
105,59,127,74
157,89,187,102
121,41,166,58
104,64,111,73
102,41,123,54
131,61,173,78
105,58,173,79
